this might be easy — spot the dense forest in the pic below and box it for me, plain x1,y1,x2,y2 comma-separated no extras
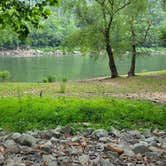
0,0,166,49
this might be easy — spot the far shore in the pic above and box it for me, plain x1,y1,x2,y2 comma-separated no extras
0,48,81,57
0,48,166,57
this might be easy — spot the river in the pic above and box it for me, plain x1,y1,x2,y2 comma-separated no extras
0,54,165,82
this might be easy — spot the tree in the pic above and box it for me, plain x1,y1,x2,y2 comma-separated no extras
64,0,131,78
96,0,131,78
0,0,60,39
124,0,152,77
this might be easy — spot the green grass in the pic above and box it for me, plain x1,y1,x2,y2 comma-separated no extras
0,96,165,132
0,70,165,97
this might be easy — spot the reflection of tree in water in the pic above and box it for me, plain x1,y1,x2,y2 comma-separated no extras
0,54,165,82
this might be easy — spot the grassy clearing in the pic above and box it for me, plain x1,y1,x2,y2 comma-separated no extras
0,70,165,99
0,96,165,132
0,71,165,132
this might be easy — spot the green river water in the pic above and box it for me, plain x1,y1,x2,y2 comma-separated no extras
0,54,165,82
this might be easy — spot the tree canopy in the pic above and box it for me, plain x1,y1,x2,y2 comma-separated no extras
0,0,60,39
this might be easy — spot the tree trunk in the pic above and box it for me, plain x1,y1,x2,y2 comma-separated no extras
105,30,118,78
128,44,136,77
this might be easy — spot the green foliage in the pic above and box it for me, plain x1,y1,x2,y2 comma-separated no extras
0,70,10,81
0,0,60,39
59,77,68,93
0,96,165,132
42,75,56,83
0,6,77,48
158,20,166,46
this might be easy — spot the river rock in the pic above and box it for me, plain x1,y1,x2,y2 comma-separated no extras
83,128,94,136
159,160,166,166
79,154,89,165
71,136,80,142
92,129,108,138
0,155,5,165
144,137,158,146
62,126,74,136
109,127,121,137
132,142,150,154
40,141,52,153
142,129,152,138
50,137,59,144
3,139,16,149
0,127,165,165
100,158,113,166
16,134,36,147
50,129,61,139
11,132,22,141
43,155,58,166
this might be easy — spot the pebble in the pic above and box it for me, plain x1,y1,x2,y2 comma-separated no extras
0,127,165,165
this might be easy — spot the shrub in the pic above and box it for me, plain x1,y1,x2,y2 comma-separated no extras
47,75,56,82
59,77,68,93
42,75,56,83
0,70,10,81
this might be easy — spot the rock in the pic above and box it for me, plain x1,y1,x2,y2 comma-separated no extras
132,142,150,154
50,137,59,144
43,155,58,166
11,132,21,141
153,129,166,137
159,160,166,166
40,141,52,153
127,163,136,166
99,137,109,143
159,138,166,149
104,143,124,155
0,146,5,154
144,137,157,146
142,129,152,138
71,136,80,142
95,143,105,152
145,152,162,159
89,155,100,165
50,130,61,139
0,155,5,165
127,130,143,139
16,134,36,147
109,127,121,137
83,128,94,136
13,164,26,166
62,126,74,136
100,158,113,166
79,155,89,165
3,139,16,148
0,128,165,165
68,146,81,155
38,130,53,139
92,129,108,138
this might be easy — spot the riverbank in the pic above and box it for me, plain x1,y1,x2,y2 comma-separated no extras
0,127,165,165
0,47,165,57
0,48,80,57
0,70,165,103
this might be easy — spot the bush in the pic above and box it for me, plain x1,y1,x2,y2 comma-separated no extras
0,70,10,81
59,77,68,93
42,75,56,83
